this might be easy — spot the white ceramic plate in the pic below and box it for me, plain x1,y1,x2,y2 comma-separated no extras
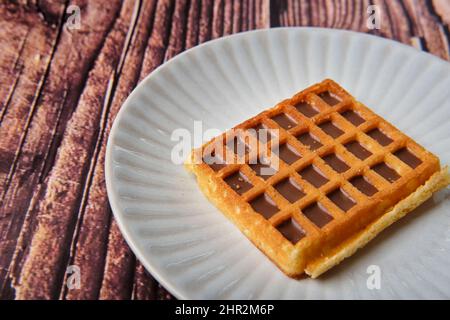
106,28,450,299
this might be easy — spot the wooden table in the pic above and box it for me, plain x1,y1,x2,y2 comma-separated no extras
0,0,448,300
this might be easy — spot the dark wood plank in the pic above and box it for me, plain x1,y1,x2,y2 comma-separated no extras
61,0,147,300
0,1,67,298
165,0,190,60
99,220,136,300
413,0,449,59
185,0,201,49
4,0,125,300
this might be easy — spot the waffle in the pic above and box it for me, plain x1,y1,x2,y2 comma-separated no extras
185,79,450,278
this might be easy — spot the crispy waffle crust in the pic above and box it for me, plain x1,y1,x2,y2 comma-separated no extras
185,79,450,278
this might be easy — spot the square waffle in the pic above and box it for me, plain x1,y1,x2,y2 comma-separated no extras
185,79,450,278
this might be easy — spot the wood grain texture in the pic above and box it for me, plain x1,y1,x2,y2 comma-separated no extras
0,0,448,300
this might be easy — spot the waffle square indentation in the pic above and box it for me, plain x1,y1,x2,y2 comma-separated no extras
318,120,344,138
350,175,378,196
296,132,322,151
366,128,393,146
275,143,301,164
298,165,329,188
318,91,341,106
394,148,422,169
302,202,333,228
295,102,318,117
277,218,306,244
224,171,253,195
344,141,372,160
250,193,280,219
327,188,356,212
322,153,350,173
274,177,305,203
271,113,297,130
372,162,400,183
341,109,365,126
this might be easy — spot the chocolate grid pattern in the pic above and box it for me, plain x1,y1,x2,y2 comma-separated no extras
203,80,428,245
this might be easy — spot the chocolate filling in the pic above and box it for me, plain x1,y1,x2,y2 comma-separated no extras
345,141,372,160
276,143,301,164
295,102,318,117
319,91,341,106
271,113,297,130
250,193,279,219
227,136,249,156
322,153,350,173
319,120,344,138
366,128,393,146
328,188,356,212
249,159,277,180
224,171,253,195
296,132,322,151
350,175,378,196
394,148,422,169
252,123,273,142
277,218,306,244
341,110,365,126
302,202,333,228
298,165,329,188
274,177,305,203
372,162,400,183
